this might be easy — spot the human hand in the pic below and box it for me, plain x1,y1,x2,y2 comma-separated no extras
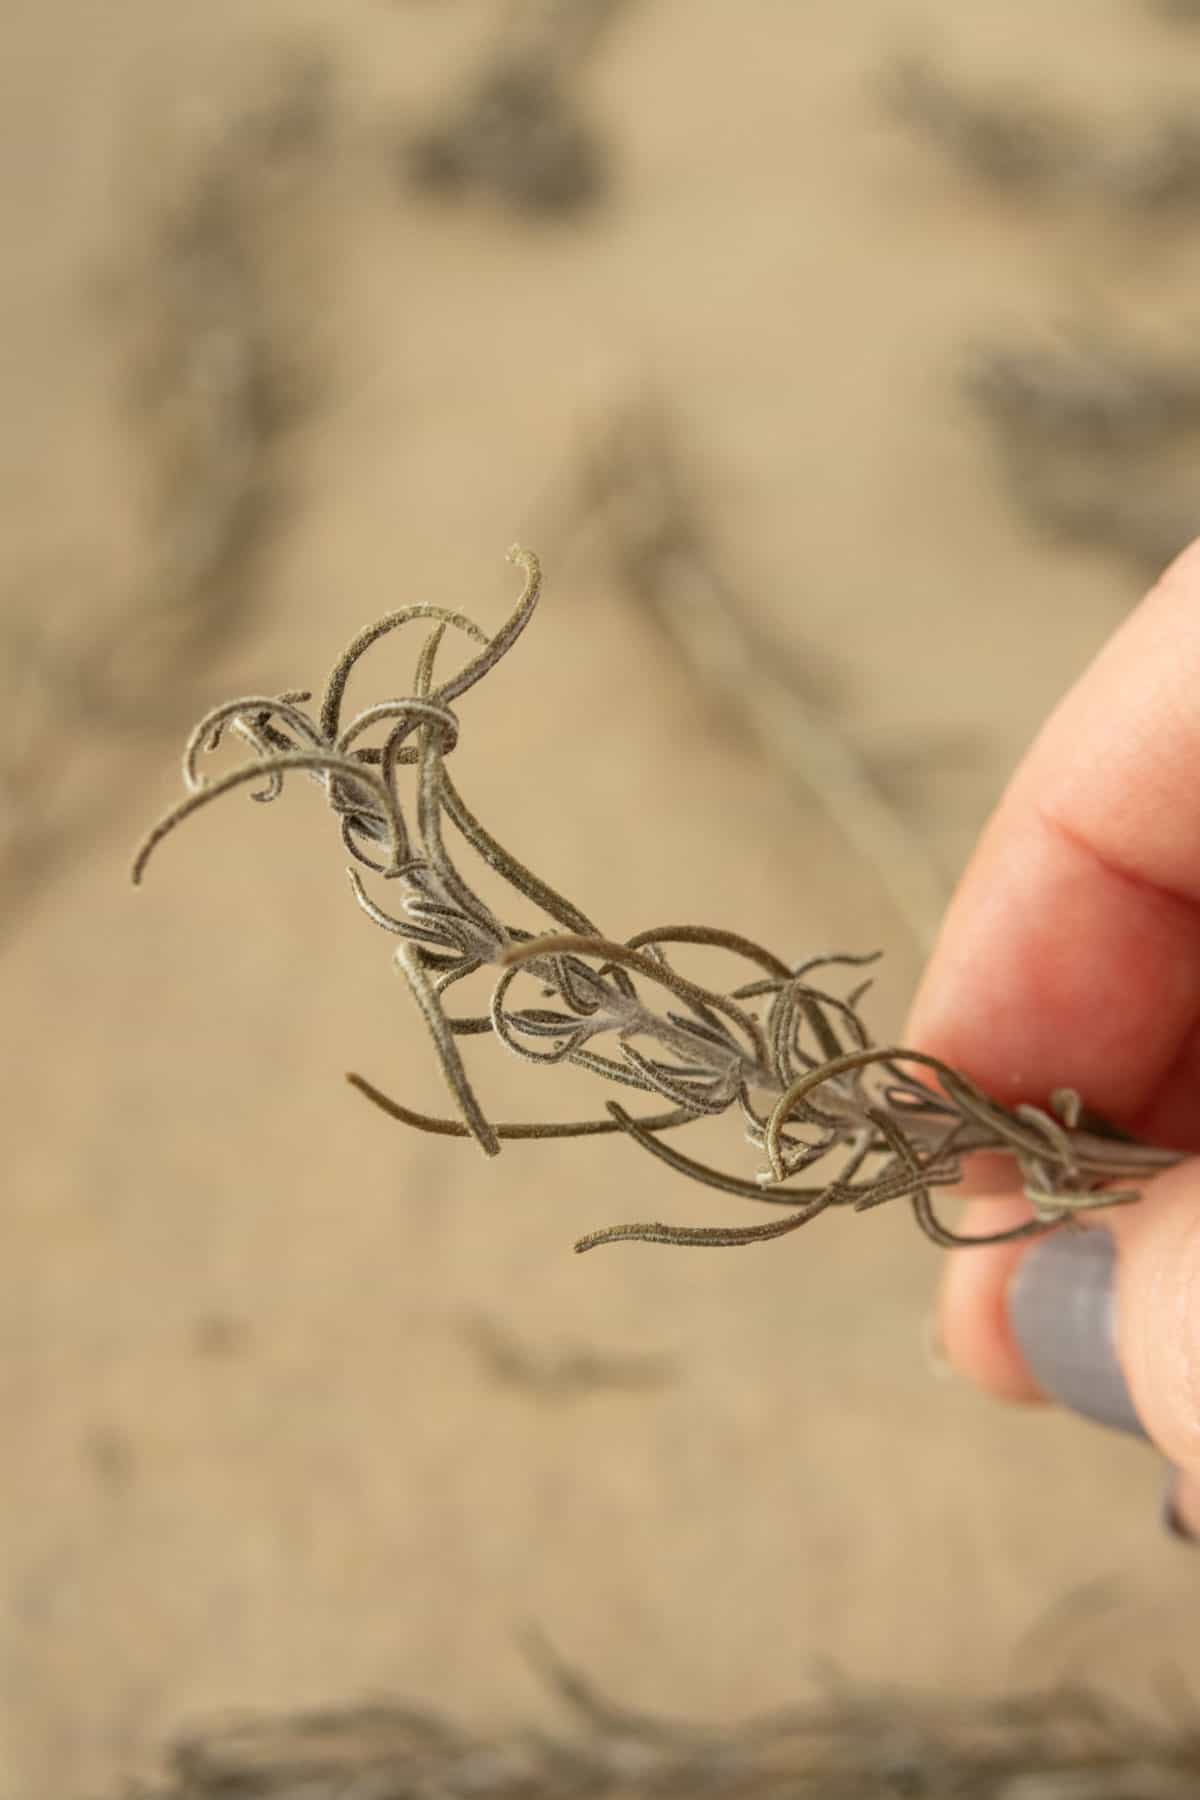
908,539,1200,1539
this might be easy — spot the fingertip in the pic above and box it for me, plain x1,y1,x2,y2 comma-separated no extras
937,1196,1048,1405
1103,1158,1200,1472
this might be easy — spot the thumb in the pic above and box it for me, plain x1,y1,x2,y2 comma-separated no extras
1011,1162,1200,1539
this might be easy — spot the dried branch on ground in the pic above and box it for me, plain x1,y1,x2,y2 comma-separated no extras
885,44,1200,578
133,548,1177,1254
885,50,1200,212
883,53,1074,191
118,1640,1200,1798
575,405,948,954
965,329,1200,575
0,50,334,942
404,0,632,214
114,47,334,693
1147,0,1200,22
462,1314,676,1398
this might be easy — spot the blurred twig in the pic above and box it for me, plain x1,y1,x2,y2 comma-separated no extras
1147,0,1200,22
965,328,1200,575
575,405,948,956
117,49,334,684
883,52,1074,192
462,1313,676,1399
121,1652,1200,1798
404,0,634,215
0,49,335,942
886,40,1200,581
885,49,1200,213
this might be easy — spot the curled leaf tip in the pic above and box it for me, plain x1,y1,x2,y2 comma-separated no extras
574,1229,618,1254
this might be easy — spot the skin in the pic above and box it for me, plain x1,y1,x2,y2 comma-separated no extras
906,537,1200,1535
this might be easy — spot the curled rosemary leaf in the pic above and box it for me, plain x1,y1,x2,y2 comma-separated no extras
134,547,1180,1252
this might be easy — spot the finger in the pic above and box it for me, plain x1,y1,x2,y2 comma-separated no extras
948,1161,1200,1484
908,538,1200,1147
1104,1158,1200,1476
935,1195,1047,1404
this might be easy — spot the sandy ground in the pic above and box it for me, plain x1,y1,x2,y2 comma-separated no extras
4,3,1200,1794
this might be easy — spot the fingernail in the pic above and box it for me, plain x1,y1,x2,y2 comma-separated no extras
1008,1228,1145,1438
1162,1468,1198,1546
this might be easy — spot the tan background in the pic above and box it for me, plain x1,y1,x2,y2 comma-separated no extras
3,3,1199,1795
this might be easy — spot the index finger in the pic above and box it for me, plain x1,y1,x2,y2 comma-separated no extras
908,539,1200,1152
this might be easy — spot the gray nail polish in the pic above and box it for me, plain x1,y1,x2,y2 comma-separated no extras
1009,1228,1146,1438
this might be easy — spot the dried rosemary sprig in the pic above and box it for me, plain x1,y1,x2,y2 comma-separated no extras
404,0,630,216
0,50,332,945
117,1634,1200,1800
132,549,1179,1252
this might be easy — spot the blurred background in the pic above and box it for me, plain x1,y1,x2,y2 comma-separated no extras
5,1,1200,1793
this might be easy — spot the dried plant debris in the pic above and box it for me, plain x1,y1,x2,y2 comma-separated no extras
577,405,948,954
1095,112,1200,213
133,547,1179,1254
883,53,1076,192
0,51,333,940
462,1314,676,1398
117,1648,1200,1799
965,329,1200,575
885,46,1200,577
885,50,1200,213
105,44,334,705
405,0,631,214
